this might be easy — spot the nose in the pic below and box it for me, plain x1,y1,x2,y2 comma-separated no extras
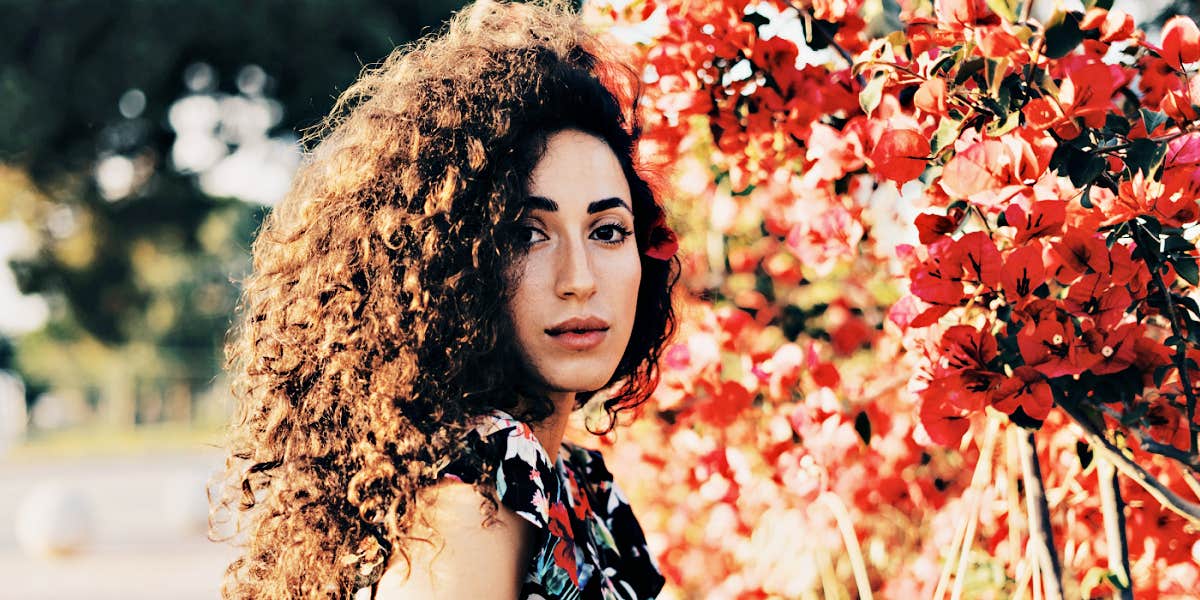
555,234,597,300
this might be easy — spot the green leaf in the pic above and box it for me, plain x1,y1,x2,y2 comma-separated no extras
859,74,886,116
1104,113,1131,136
1140,108,1169,135
1067,150,1106,188
742,12,771,28
985,0,1019,22
954,57,985,86
932,117,961,154
988,110,1021,136
1171,255,1199,285
1084,0,1114,9
1045,10,1084,59
1154,364,1172,387
1080,185,1094,209
1124,138,1166,177
854,411,872,445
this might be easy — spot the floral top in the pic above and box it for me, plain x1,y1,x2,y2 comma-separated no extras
439,409,666,599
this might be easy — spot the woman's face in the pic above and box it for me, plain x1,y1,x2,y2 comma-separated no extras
506,129,642,396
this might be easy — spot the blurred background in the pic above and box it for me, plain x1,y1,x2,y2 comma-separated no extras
0,1,478,597
0,0,1191,598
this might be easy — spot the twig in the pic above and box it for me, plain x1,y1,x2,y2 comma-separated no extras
1145,252,1200,455
820,491,874,600
952,417,1001,600
792,4,866,87
1096,457,1133,599
1059,400,1200,525
1018,430,1065,600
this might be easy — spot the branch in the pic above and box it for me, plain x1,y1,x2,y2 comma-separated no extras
792,4,866,87
1059,400,1200,525
819,491,874,600
1096,457,1133,600
1146,255,1200,455
1017,430,1065,600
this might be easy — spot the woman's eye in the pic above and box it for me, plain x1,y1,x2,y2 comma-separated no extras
592,223,633,245
519,225,548,245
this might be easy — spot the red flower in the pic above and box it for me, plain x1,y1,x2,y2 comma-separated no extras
992,366,1054,421
870,129,931,184
1051,228,1110,283
1016,310,1098,378
1081,322,1142,375
644,211,679,261
1005,201,1065,245
1001,241,1046,302
915,211,960,245
1161,15,1200,70
1063,273,1132,329
547,503,580,585
919,392,972,446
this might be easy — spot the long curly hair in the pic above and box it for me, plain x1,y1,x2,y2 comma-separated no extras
209,1,679,597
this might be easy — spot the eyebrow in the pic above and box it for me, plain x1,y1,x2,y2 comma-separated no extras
523,195,633,215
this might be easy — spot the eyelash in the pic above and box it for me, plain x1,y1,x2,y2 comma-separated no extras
518,222,633,247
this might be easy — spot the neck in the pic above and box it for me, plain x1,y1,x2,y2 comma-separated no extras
527,390,575,459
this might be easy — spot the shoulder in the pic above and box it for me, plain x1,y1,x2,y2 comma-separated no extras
374,478,536,599
443,409,559,529
374,409,554,599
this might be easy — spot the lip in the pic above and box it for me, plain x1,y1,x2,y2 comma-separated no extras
546,329,608,351
545,315,610,351
545,316,611,335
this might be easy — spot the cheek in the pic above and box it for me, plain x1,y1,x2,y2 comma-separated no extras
607,256,642,322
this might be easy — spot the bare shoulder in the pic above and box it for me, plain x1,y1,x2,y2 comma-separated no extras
373,479,537,600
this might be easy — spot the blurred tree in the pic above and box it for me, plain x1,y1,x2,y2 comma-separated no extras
0,0,470,425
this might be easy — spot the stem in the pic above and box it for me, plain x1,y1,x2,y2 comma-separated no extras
1059,399,1200,524
792,4,866,87
1020,0,1035,24
1145,256,1200,455
1096,457,1133,599
1017,431,1065,600
820,491,874,600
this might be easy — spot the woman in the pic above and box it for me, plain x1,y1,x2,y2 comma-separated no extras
210,1,680,598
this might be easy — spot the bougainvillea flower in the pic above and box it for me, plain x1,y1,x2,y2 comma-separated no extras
1001,241,1046,302
1005,201,1065,245
870,129,931,184
1050,228,1111,283
910,241,966,306
1063,273,1132,329
992,365,1054,421
954,231,1003,289
1161,15,1200,70
914,78,950,116
922,371,996,412
1081,322,1142,375
644,211,679,261
935,324,999,374
919,391,973,446
914,211,960,245
977,26,1024,61
1017,311,1097,378
1079,8,1136,43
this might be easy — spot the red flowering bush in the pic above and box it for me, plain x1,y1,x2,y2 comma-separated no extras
573,0,1200,597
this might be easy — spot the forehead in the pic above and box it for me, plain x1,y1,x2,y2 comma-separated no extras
525,129,631,211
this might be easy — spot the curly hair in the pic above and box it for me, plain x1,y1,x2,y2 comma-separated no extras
209,1,679,597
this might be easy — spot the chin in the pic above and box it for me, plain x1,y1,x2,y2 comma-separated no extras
538,366,617,394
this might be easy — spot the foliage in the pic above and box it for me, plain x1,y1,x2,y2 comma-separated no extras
0,0,467,406
580,0,1200,596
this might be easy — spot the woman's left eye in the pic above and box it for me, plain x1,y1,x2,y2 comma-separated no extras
592,223,633,245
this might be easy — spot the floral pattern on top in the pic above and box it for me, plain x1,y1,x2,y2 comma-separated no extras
439,409,666,599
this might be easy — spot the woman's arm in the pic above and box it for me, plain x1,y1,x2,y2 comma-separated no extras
373,479,536,599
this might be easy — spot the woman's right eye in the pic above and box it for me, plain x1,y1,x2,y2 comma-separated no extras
518,224,548,246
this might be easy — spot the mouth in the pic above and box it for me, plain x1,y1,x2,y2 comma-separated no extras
545,327,609,351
